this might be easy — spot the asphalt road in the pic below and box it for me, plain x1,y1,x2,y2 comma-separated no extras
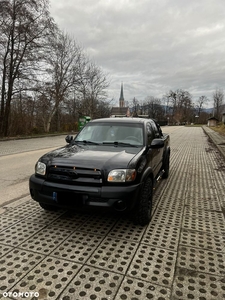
0,135,67,208
0,127,224,300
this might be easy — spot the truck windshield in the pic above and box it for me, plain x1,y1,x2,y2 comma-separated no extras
75,123,144,146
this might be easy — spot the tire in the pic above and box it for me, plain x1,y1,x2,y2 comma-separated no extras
162,153,170,179
133,177,153,226
39,203,57,211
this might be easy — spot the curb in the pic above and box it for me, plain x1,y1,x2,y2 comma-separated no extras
202,125,225,160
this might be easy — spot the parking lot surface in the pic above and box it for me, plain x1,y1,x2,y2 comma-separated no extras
0,126,225,300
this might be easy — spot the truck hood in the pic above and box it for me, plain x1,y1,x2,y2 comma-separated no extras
40,144,143,170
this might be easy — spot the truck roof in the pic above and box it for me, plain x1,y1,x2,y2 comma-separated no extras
90,117,152,124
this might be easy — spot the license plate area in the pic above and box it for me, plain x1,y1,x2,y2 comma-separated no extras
56,192,84,207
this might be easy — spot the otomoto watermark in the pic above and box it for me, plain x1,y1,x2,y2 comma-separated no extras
2,292,39,298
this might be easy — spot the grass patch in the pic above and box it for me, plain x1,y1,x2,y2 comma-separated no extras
210,124,225,136
185,124,204,127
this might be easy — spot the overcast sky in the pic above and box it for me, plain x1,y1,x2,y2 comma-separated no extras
49,0,225,107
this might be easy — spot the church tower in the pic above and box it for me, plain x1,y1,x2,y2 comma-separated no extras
119,82,125,107
110,82,130,117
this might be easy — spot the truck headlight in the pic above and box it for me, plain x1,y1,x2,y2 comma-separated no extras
35,162,46,176
107,169,136,182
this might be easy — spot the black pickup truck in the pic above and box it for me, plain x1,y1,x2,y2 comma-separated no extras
29,117,170,225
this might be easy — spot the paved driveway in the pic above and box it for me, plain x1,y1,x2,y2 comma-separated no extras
0,127,224,300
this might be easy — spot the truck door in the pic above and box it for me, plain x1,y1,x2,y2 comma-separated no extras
147,121,164,176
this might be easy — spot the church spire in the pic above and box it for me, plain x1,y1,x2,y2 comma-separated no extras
119,82,125,107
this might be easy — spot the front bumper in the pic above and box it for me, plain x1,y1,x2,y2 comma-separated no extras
29,174,141,211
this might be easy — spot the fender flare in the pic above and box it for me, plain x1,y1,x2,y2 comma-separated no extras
162,146,171,178
163,146,171,163
140,167,154,184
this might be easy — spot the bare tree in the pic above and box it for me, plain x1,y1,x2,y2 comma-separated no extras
36,30,85,132
0,0,53,136
165,89,193,124
131,97,139,116
213,88,224,120
0,1,110,136
143,96,164,120
194,95,208,123
78,62,109,118
196,96,208,116
9,93,35,134
34,29,109,131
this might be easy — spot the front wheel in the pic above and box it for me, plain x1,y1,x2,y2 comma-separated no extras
132,177,153,226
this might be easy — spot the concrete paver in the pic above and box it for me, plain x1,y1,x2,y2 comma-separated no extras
0,126,225,300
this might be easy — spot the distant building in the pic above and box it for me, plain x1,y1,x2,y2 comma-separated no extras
221,104,225,124
207,116,219,127
110,83,130,117
222,113,225,124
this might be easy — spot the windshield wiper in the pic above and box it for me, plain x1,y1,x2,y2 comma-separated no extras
102,141,139,147
75,140,100,145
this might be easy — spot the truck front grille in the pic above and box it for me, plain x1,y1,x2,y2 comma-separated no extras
47,165,102,185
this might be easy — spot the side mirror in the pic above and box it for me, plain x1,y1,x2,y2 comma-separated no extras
65,135,73,144
150,138,164,149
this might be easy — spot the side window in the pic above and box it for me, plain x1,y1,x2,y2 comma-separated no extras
150,120,160,138
156,122,163,137
146,122,153,144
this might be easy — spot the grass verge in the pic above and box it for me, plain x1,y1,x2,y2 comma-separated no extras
210,124,225,136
